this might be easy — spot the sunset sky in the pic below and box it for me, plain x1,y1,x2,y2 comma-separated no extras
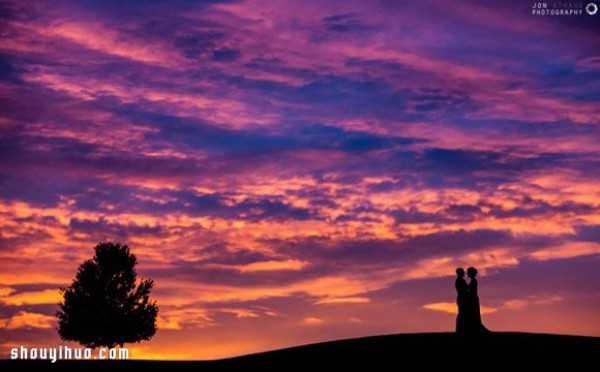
1,0,600,360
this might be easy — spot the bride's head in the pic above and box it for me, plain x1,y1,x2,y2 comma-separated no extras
467,267,478,278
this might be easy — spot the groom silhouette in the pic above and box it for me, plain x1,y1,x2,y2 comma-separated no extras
455,268,468,334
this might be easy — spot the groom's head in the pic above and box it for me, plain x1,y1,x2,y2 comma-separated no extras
456,267,465,277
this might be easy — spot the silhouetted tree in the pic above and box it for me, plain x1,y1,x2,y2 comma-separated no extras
57,242,158,348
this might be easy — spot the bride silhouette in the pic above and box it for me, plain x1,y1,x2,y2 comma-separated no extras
455,266,489,337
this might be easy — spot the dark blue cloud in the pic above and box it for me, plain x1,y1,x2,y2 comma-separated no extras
276,229,519,266
212,47,241,61
52,0,233,19
0,55,23,83
136,111,297,153
490,199,596,219
175,32,225,59
407,88,477,114
391,208,446,224
322,13,374,33
574,225,600,243
399,229,514,254
296,75,399,109
419,148,501,174
69,217,166,241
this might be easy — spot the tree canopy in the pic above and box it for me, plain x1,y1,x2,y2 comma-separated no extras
57,242,158,348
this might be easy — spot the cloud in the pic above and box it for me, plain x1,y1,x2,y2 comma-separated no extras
0,287,15,297
503,295,563,310
575,225,600,242
322,13,374,34
156,305,280,330
212,47,241,62
302,317,324,325
43,21,183,66
219,308,260,318
227,259,309,273
400,248,520,281
0,289,61,306
314,297,370,305
528,242,600,262
423,295,564,315
0,311,56,329
422,302,498,315
422,302,458,314
156,307,215,330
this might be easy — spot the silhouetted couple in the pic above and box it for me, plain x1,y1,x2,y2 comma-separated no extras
455,267,488,337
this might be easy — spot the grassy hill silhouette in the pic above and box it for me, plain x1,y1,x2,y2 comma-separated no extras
3,332,599,369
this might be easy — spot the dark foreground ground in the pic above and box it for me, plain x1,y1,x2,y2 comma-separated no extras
2,332,599,370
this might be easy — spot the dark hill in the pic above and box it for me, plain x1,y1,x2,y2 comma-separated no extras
3,332,600,370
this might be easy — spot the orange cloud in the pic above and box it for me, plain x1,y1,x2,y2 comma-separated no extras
220,308,261,318
424,295,563,316
401,257,456,281
0,271,69,286
401,249,520,281
156,316,183,330
0,311,56,329
154,274,387,306
157,307,215,330
0,287,15,297
501,299,528,310
528,242,600,261
302,317,324,325
0,289,61,306
156,306,279,331
314,297,370,305
218,259,309,273
422,302,498,315
501,295,563,310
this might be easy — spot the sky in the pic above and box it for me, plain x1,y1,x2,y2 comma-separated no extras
1,0,600,360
